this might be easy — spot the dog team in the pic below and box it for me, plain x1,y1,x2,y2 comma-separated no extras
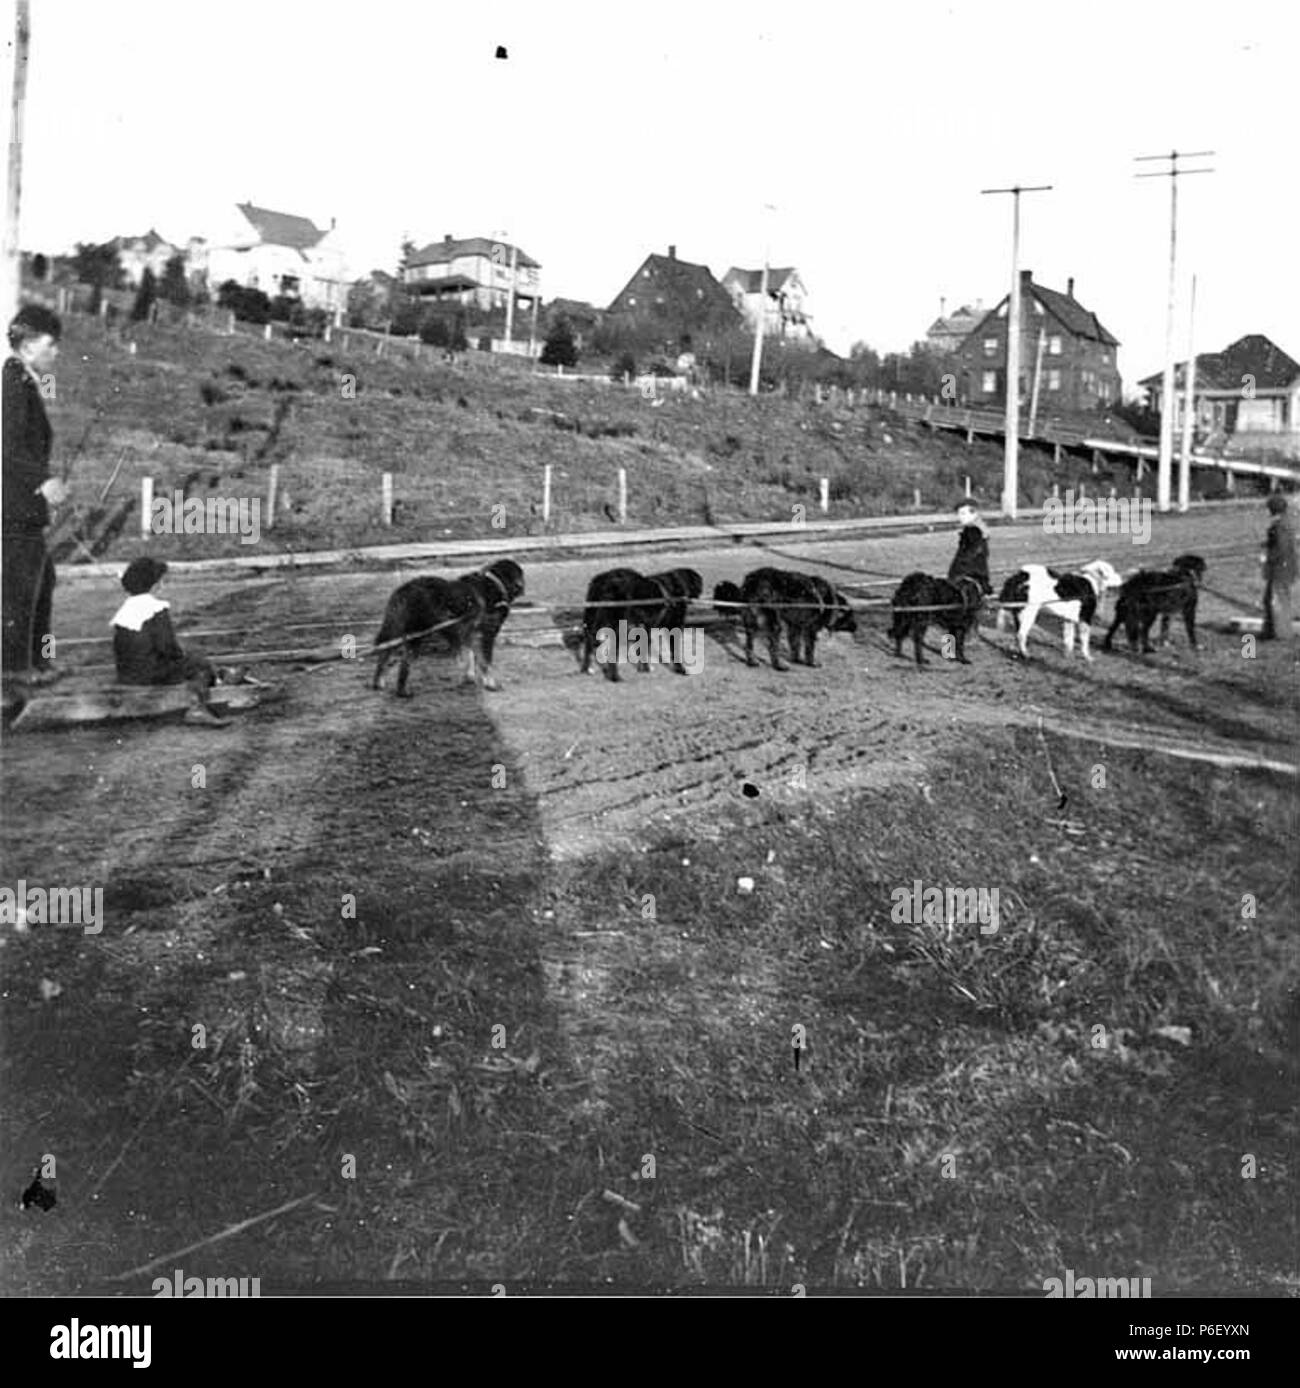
366,499,1218,696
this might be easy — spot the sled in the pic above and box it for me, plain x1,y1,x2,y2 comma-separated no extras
5,678,282,731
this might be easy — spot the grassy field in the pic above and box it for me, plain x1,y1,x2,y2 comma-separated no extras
44,313,1233,564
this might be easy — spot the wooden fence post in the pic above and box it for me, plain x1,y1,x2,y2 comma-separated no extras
542,464,552,523
1052,482,1060,500
617,468,627,524
264,323,272,342
1053,443,1062,466
820,478,830,513
140,477,153,540
965,475,972,499
266,464,279,531
381,472,393,526
913,487,921,510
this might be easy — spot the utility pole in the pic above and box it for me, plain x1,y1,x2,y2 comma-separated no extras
1135,149,1214,513
3,0,31,325
1028,325,1046,437
1179,273,1198,512
981,183,1052,519
747,262,769,396
748,202,776,397
504,241,518,345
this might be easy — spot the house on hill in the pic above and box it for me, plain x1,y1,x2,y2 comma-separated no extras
925,299,984,355
721,266,814,343
1139,334,1300,459
113,229,179,287
607,246,740,352
402,235,542,314
952,272,1120,413
195,203,352,317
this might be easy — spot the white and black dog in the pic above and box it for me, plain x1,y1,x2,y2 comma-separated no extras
995,559,1122,661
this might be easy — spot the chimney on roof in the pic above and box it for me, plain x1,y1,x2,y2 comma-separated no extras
1067,276,1074,299
444,233,453,244
668,244,676,260
939,296,947,318
1019,269,1033,289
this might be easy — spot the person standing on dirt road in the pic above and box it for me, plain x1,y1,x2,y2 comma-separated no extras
3,304,68,686
1260,493,1295,643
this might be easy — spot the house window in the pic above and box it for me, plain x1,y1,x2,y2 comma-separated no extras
981,370,997,393
628,297,636,307
1048,335,1062,356
1034,300,1045,315
1047,369,1061,391
983,338,998,358
1101,351,1110,364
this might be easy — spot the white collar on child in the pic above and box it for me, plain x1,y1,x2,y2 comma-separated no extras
111,593,170,632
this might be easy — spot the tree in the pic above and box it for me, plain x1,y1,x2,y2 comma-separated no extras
159,253,190,307
540,318,578,368
130,267,157,322
73,241,125,312
217,280,272,325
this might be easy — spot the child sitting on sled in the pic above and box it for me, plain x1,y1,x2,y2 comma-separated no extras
111,557,234,726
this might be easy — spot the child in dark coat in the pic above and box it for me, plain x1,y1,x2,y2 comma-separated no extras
111,557,228,725
948,501,992,595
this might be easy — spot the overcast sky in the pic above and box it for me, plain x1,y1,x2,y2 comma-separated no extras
7,0,1297,387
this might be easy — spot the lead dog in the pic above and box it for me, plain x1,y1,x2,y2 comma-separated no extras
995,559,1121,661
1102,553,1206,653
372,558,525,696
888,572,984,666
716,567,857,670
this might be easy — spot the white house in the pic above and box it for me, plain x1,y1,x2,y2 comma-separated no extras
112,229,180,287
721,266,814,342
195,203,353,317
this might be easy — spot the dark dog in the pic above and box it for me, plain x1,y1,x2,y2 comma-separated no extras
1103,553,1206,653
889,572,983,666
581,567,668,681
372,558,525,696
644,568,703,673
727,567,857,670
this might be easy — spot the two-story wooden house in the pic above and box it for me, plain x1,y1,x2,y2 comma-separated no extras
197,203,352,317
1140,335,1300,459
721,266,814,342
953,272,1120,413
606,246,740,352
402,235,542,315
925,299,984,355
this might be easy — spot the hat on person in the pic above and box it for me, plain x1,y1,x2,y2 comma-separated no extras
1266,494,1289,514
121,557,168,594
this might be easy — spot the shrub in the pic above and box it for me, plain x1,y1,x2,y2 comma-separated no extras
540,318,579,368
610,351,636,382
217,281,272,325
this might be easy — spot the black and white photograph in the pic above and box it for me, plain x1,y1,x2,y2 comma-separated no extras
1,0,1296,1326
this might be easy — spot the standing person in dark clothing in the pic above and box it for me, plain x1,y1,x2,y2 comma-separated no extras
2,304,67,684
1261,493,1296,642
111,557,230,727
948,500,992,595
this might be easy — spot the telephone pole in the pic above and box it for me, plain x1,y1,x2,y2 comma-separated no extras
980,183,1052,519
1179,273,1198,512
3,0,31,325
748,203,777,397
1135,149,1214,513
